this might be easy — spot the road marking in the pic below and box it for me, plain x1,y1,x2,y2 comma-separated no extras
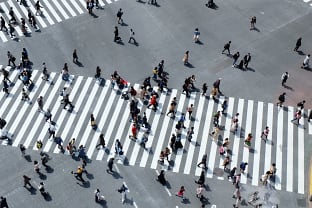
19,0,47,28
51,0,69,19
42,0,62,22
68,0,84,14
252,102,263,186
264,104,273,172
7,0,32,33
275,107,283,190
0,2,24,36
29,0,54,25
309,110,312,135
241,100,253,184
60,0,77,17
286,107,294,192
298,111,305,194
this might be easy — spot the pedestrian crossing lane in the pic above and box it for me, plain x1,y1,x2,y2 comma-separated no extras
0,2,24,37
29,0,54,25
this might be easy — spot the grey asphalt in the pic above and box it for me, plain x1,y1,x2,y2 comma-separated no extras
0,0,311,207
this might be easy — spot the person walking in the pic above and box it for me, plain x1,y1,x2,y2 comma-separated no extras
23,175,32,188
232,52,240,67
107,157,114,173
294,37,302,52
35,1,43,16
73,49,78,63
222,41,231,54
187,104,194,120
128,28,136,44
0,196,9,208
7,51,16,67
291,109,302,125
186,127,194,142
250,16,256,30
20,144,26,156
243,53,251,68
44,108,52,122
41,62,49,81
301,54,310,69
63,94,74,110
37,96,43,112
196,184,204,201
21,88,30,101
182,50,189,65
202,83,208,96
240,162,248,173
176,186,185,200
0,16,7,32
193,28,200,43
8,24,15,39
96,134,105,149
276,92,286,107
297,100,305,110
90,114,96,129
308,110,312,122
281,72,289,86
114,26,121,42
167,97,177,117
34,160,40,173
197,154,207,169
261,126,269,142
221,100,228,115
48,123,56,138
244,133,253,148
116,8,123,24
73,166,85,183
222,156,230,171
228,167,236,181
195,171,206,185
117,184,127,204
213,78,222,94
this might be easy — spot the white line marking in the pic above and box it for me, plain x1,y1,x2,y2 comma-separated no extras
60,0,77,17
275,107,283,190
29,0,54,25
286,107,294,192
297,111,305,194
42,0,62,22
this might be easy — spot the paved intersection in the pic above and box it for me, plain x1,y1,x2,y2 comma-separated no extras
0,65,310,194
0,0,116,42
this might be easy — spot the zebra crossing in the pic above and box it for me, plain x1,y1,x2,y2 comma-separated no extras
303,0,312,6
0,0,117,43
0,65,310,194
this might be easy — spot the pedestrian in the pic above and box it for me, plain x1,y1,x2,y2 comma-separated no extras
23,175,32,188
0,16,7,32
260,126,269,142
41,62,49,81
116,8,123,24
196,184,204,201
148,0,157,5
212,111,221,127
233,183,241,199
243,53,251,68
73,49,78,63
96,134,105,149
233,196,241,208
240,162,248,173
94,189,104,202
297,100,305,110
8,24,15,39
34,160,40,173
128,28,136,44
221,100,228,115
222,41,231,54
231,113,239,132
210,126,220,141
19,144,26,156
87,0,94,14
169,134,176,151
213,78,222,94
107,157,114,173
73,166,85,183
294,37,302,52
222,156,230,170
158,151,165,164
182,50,189,65
244,133,252,148
114,26,121,42
48,123,56,138
186,127,194,142
281,72,289,86
37,96,43,112
2,80,9,96
291,109,302,125
308,110,312,122
250,16,256,30
179,113,186,129
147,95,157,111
63,94,74,110
7,51,16,67
115,139,123,156
202,83,208,96
167,97,177,117
90,114,96,129
228,167,236,181
301,54,310,69
176,186,185,200
9,7,16,24
197,154,207,169
232,52,240,67
222,138,230,154
187,104,194,120
44,108,52,122
31,15,38,31
21,88,29,101
193,28,200,43
276,92,286,107
0,196,9,208
142,112,148,128
35,0,43,16
40,152,49,167
117,184,127,204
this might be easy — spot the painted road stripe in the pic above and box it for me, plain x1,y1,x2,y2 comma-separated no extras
42,76,83,152
22,73,56,148
53,77,94,153
173,92,195,173
7,0,32,33
252,101,263,186
309,110,312,135
18,0,46,28
184,94,205,174
60,0,77,17
298,112,305,194
286,107,294,192
68,0,84,14
264,103,273,173
51,0,70,19
151,90,186,169
230,98,244,171
275,107,283,190
42,0,62,22
241,100,253,184
77,0,87,10
140,89,177,167
195,98,214,176
0,31,8,42
29,0,54,25
0,3,24,36
106,0,112,4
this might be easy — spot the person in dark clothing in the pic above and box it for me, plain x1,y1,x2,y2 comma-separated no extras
202,83,208,96
232,52,240,67
197,154,207,169
294,37,302,52
23,175,32,188
73,49,78,63
114,26,121,42
107,158,114,173
156,170,166,185
96,134,105,149
276,92,286,107
222,41,231,54
228,167,237,181
63,94,74,110
195,171,205,185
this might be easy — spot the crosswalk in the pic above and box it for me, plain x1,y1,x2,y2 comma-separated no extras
0,0,117,43
303,0,312,6
0,65,310,194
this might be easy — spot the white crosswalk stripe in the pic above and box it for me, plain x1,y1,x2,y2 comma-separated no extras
0,69,308,194
0,0,122,43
